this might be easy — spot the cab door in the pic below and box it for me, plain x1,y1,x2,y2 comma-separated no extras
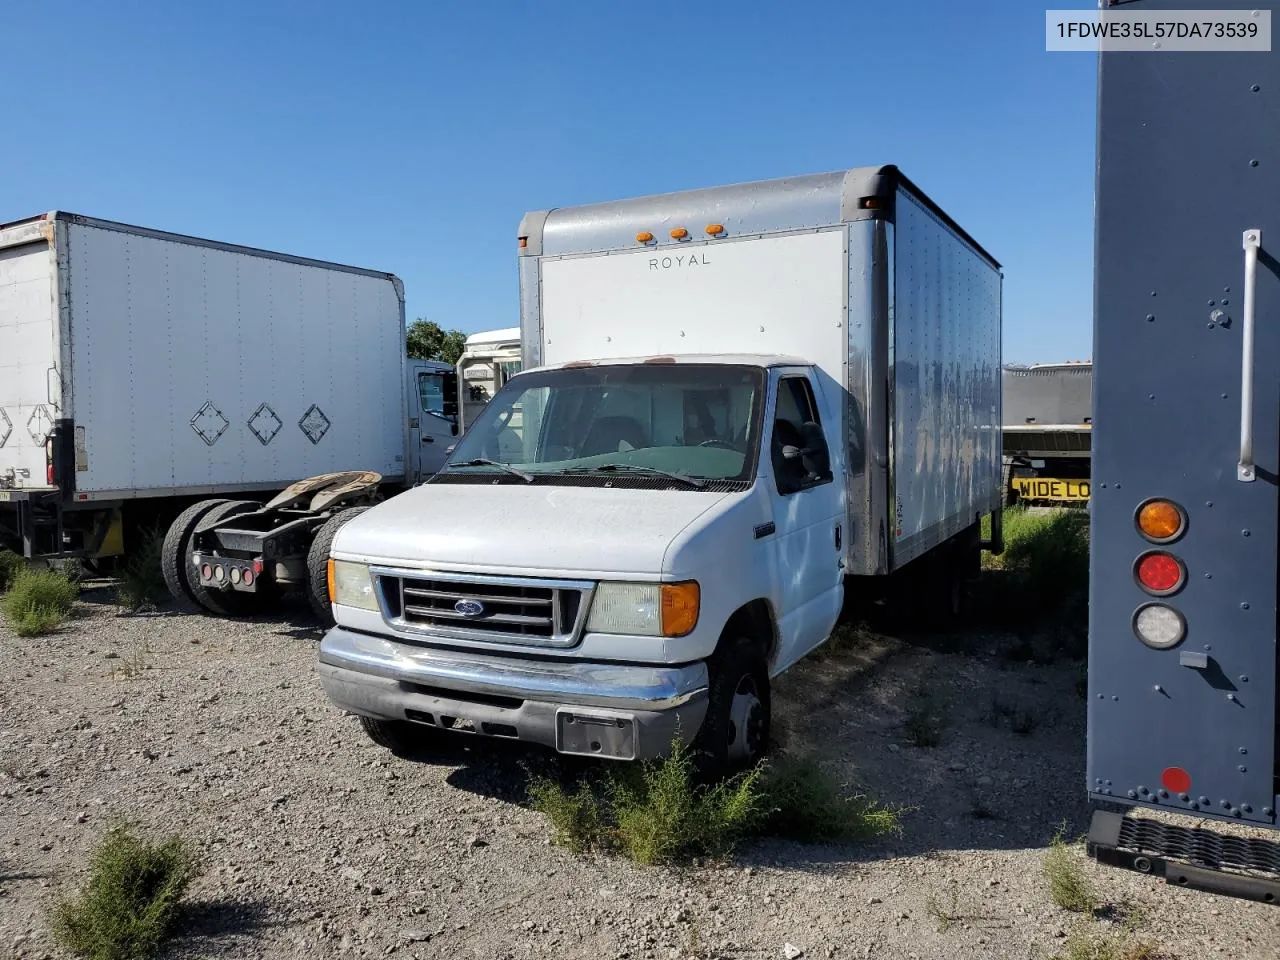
764,369,845,673
409,364,457,477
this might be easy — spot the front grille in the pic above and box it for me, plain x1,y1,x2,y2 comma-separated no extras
1118,817,1280,875
375,569,591,648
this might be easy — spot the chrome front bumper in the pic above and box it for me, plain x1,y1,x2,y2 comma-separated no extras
316,627,709,760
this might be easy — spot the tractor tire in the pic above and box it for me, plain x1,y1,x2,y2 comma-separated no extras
187,500,272,618
160,499,229,611
306,506,372,626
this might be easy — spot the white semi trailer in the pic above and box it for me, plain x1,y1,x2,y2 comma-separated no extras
0,211,459,622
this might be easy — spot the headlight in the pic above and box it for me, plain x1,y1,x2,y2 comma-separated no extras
328,560,379,611
586,581,699,637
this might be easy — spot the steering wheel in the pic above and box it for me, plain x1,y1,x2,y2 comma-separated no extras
698,439,737,450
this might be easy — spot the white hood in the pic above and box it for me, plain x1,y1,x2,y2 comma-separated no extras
333,482,734,577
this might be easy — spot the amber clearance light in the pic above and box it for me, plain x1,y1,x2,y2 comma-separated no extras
1136,498,1186,543
660,581,700,637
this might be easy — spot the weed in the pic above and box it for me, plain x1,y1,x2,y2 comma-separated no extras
527,778,608,856
1044,822,1098,914
1051,928,1169,960
52,823,200,960
0,549,25,591
903,685,945,748
527,742,900,865
758,755,903,843
113,643,152,681
2,569,78,635
925,880,961,932
116,528,167,611
609,739,764,865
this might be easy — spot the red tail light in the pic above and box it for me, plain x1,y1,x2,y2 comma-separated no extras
1135,551,1185,595
47,461,55,486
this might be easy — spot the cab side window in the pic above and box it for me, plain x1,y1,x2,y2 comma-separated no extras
771,376,827,495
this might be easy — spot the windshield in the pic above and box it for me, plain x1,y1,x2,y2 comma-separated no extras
442,363,766,485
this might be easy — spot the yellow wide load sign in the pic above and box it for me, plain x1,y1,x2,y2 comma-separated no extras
1013,477,1090,502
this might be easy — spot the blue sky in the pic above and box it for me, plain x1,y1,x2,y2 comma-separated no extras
3,1,1096,363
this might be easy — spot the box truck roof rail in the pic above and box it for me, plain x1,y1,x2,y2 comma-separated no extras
0,211,403,296
524,353,811,374
518,165,1000,270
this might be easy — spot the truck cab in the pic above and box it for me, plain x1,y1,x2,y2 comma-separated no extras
319,353,843,768
407,358,459,480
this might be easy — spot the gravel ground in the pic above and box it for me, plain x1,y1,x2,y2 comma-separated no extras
2,585,1278,960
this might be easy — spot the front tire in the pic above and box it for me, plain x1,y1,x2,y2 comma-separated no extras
359,716,426,756
306,506,372,626
693,636,771,778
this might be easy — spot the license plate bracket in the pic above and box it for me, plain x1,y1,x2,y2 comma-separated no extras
555,709,637,760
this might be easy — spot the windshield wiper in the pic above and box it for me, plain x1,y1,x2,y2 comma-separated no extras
561,464,707,489
446,458,534,483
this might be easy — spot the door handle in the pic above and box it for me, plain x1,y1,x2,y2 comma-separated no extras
422,436,434,444
1238,228,1262,482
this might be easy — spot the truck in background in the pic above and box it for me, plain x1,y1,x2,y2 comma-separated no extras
456,326,522,432
1085,0,1280,901
1002,361,1091,506
0,212,460,622
316,165,1003,771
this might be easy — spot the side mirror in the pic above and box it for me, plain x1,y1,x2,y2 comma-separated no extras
798,422,830,480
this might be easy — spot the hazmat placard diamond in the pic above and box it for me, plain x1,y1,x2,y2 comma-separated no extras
190,401,229,446
248,403,283,445
26,405,53,445
299,404,331,444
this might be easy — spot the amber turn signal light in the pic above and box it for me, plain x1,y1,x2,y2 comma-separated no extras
1136,499,1185,543
660,581,700,637
326,558,337,604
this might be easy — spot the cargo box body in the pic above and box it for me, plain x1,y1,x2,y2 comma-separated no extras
517,166,1003,575
0,213,408,501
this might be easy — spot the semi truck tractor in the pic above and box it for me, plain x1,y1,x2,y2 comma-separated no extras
0,212,459,622
1084,0,1280,901
315,165,1003,770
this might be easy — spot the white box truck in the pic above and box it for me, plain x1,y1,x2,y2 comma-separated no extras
0,212,461,621
316,166,1003,770
456,326,522,432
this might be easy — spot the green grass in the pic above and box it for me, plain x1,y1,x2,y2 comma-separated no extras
0,549,25,591
2,569,79,635
528,741,902,866
116,528,166,611
1044,822,1099,914
925,880,961,933
52,824,201,960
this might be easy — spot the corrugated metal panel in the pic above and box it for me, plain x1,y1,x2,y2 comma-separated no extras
890,189,1003,567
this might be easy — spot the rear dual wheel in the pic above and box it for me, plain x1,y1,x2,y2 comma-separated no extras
184,500,274,617
161,499,230,611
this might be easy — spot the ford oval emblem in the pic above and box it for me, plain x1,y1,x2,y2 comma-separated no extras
454,599,485,618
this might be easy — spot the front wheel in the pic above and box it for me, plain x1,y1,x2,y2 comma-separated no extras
692,636,771,778
359,716,428,756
